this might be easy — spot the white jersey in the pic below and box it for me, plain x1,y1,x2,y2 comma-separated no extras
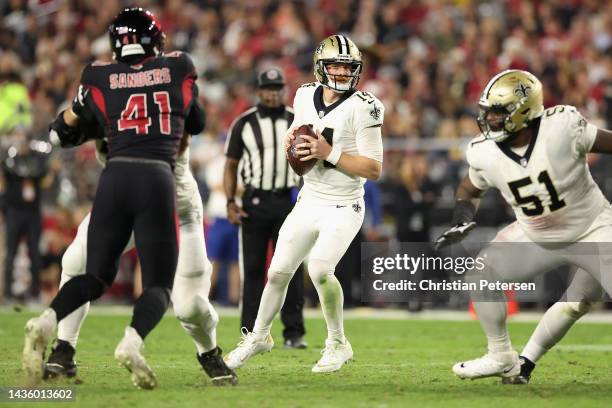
467,105,607,242
292,83,384,202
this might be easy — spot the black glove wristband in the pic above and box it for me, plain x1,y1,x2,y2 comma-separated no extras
450,200,476,225
50,112,81,148
71,86,87,117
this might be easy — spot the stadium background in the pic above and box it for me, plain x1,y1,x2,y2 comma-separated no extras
0,0,611,309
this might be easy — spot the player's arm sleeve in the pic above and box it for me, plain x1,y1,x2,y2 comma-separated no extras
73,64,106,131
355,98,385,162
78,113,105,140
355,126,383,162
185,84,206,135
568,107,598,155
179,52,205,135
468,167,490,190
224,116,245,160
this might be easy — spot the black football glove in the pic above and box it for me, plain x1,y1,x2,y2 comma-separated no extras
71,85,90,118
433,221,477,251
49,112,82,148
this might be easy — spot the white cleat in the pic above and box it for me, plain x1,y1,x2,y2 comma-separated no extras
453,351,520,380
114,327,158,390
22,309,57,383
312,338,353,373
224,328,274,370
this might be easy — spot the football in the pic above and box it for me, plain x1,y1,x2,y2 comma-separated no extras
287,124,317,176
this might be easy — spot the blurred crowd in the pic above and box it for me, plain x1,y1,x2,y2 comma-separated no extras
0,0,611,304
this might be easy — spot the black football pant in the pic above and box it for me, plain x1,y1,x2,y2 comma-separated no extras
51,158,178,339
240,188,305,340
3,206,41,298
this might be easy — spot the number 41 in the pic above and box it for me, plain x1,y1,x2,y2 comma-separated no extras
118,92,171,135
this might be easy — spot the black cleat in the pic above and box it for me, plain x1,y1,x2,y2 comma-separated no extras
43,340,77,380
283,337,308,349
502,356,535,384
197,347,238,386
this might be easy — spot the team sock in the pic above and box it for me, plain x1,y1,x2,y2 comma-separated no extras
130,287,170,339
522,302,581,362
50,275,105,321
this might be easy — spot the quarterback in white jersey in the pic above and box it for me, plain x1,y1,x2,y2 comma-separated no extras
434,69,612,383
294,82,384,201
43,137,237,385
225,34,384,373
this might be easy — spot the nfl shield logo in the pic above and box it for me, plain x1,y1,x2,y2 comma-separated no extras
318,110,325,118
520,158,528,167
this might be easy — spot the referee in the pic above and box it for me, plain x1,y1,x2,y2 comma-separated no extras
224,68,306,348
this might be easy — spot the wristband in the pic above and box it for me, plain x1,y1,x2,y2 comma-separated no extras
450,200,476,225
50,112,81,148
326,144,342,165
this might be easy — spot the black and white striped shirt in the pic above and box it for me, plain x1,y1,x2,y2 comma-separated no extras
224,104,298,190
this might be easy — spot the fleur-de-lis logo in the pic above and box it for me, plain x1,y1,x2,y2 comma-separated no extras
316,42,325,55
370,105,381,120
514,83,532,98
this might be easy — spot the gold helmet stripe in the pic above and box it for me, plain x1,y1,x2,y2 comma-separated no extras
483,69,514,99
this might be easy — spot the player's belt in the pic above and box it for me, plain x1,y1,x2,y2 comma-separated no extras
108,156,170,169
245,186,292,197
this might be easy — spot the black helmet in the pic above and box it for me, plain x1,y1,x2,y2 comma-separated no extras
108,8,164,63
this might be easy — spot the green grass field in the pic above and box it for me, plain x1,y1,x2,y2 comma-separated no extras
1,309,611,407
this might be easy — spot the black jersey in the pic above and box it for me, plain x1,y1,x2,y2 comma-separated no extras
78,51,204,167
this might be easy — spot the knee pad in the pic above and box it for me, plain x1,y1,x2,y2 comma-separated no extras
177,222,209,279
172,274,215,323
266,268,294,287
173,293,214,324
308,259,335,286
563,301,593,319
61,239,87,278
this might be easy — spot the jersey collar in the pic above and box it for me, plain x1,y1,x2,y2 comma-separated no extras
497,118,541,167
313,85,355,119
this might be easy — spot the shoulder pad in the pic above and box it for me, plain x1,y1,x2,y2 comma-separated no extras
352,91,384,128
353,90,378,105
542,105,576,119
468,134,488,148
466,134,495,166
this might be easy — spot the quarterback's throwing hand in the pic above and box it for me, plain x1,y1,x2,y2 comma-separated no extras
297,129,332,161
434,222,477,251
